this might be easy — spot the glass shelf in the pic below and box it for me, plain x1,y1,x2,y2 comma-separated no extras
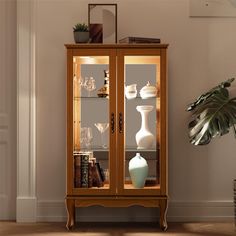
73,149,157,154
74,96,159,100
73,146,110,153
126,96,157,100
125,146,158,152
73,147,158,153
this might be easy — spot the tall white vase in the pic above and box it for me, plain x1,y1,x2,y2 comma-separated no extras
136,105,154,149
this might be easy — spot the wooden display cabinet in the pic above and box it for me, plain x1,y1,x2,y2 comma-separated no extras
65,44,168,230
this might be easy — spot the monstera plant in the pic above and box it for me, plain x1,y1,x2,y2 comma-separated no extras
186,78,236,145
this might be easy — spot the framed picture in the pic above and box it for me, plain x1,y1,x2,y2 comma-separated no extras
88,4,117,43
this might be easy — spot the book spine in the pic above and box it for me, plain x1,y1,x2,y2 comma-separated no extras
88,162,93,188
74,155,81,188
81,154,89,188
119,37,161,43
91,164,104,187
95,162,105,182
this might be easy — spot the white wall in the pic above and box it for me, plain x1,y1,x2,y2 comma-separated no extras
36,0,236,221
0,0,16,220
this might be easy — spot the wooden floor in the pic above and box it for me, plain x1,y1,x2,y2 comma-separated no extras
0,221,235,236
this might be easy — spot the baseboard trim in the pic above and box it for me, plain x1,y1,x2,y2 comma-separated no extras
37,200,234,222
17,197,37,222
168,201,234,222
0,194,14,220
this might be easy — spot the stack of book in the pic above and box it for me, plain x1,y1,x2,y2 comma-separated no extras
119,36,161,44
74,152,105,188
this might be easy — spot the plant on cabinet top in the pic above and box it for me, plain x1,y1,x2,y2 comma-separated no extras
73,23,89,32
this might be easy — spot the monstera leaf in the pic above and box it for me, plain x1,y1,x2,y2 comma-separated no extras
187,78,236,145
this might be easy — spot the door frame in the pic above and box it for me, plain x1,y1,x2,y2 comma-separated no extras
66,48,117,196
116,48,167,196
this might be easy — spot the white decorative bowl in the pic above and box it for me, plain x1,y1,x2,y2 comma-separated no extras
140,81,157,99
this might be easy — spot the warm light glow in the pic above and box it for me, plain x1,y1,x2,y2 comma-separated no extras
79,56,91,59
74,56,109,65
125,56,160,64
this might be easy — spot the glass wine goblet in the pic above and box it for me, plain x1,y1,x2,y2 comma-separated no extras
94,123,109,148
80,127,93,150
84,77,96,97
80,127,87,149
78,76,85,88
85,127,93,149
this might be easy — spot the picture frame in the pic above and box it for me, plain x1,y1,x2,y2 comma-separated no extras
88,3,117,43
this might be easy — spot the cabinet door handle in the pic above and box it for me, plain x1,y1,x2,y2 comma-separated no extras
119,112,123,133
111,112,115,134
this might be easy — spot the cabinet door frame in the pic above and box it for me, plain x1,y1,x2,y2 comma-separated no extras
116,48,167,196
66,48,117,196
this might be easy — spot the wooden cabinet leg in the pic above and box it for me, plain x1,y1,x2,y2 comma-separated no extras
65,198,75,230
159,199,168,231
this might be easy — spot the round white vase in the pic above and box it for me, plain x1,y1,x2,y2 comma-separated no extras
129,153,148,188
135,105,154,149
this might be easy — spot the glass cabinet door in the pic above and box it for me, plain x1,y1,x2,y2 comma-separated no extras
117,49,164,195
70,49,116,195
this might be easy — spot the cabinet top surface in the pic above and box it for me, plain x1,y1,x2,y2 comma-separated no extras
65,43,168,49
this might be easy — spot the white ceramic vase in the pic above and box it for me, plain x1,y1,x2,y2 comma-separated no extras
125,84,137,99
128,153,148,188
136,105,154,149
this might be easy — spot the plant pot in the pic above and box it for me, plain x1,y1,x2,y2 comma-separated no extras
73,31,89,43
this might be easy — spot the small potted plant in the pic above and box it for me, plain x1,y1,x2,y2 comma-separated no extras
73,23,89,43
